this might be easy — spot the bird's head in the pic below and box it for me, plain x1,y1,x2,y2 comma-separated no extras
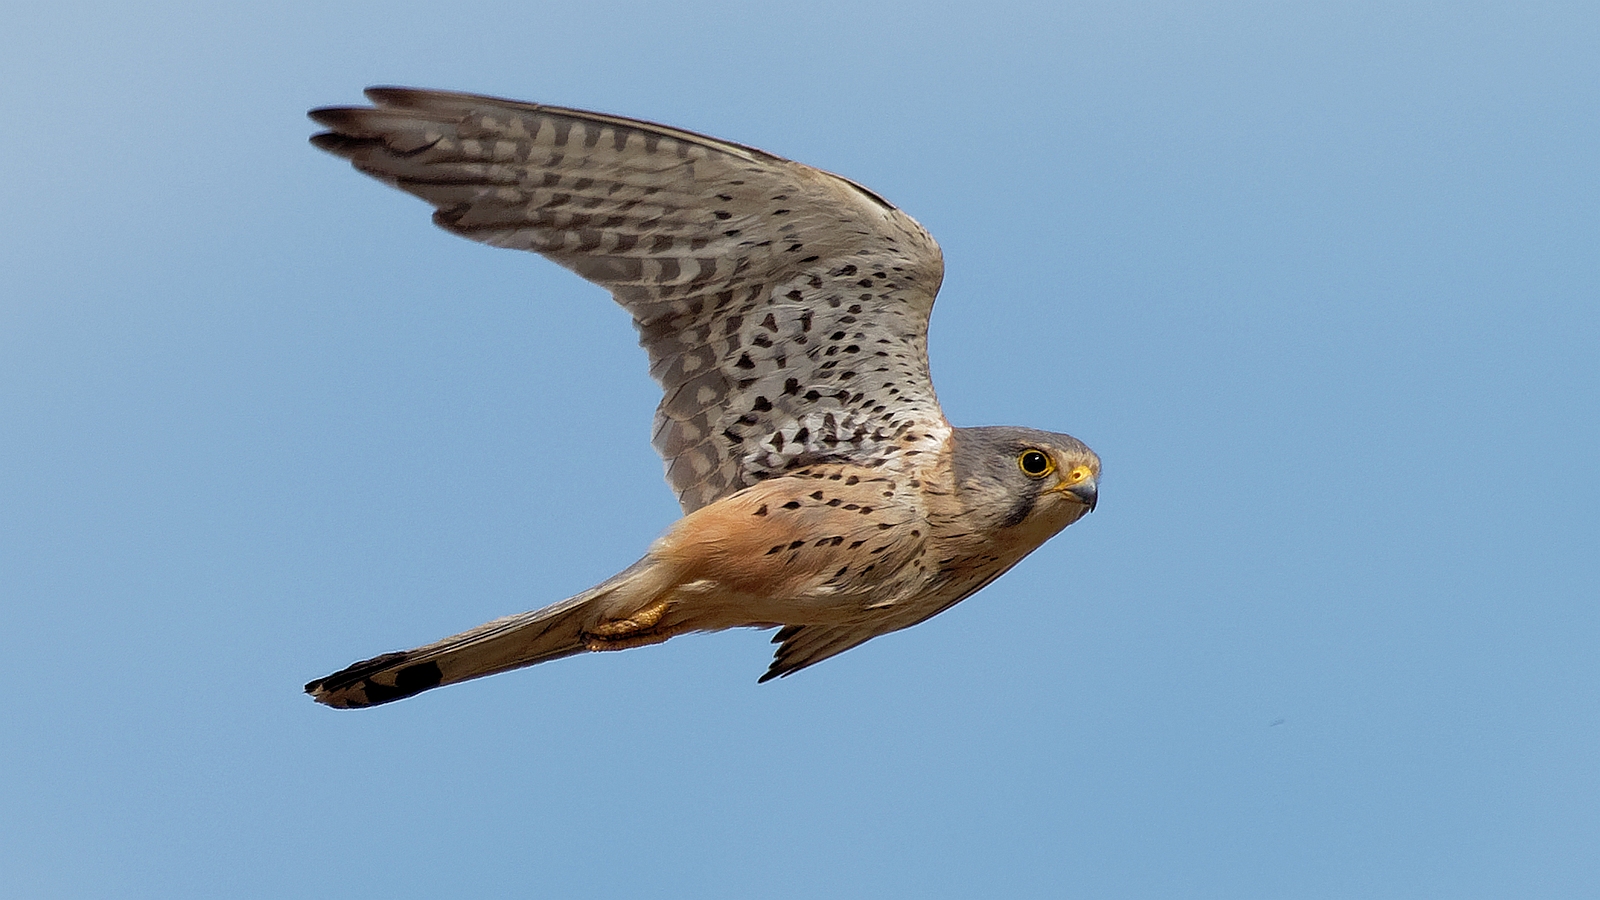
949,426,1100,546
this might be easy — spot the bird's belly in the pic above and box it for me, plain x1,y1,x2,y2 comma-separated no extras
660,571,928,631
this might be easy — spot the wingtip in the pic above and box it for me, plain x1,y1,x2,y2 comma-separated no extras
306,105,349,126
363,85,425,106
307,130,355,153
756,665,794,684
363,85,541,115
308,86,443,123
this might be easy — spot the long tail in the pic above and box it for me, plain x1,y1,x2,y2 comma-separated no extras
306,559,665,708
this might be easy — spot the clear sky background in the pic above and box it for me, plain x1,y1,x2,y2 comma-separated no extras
3,2,1596,897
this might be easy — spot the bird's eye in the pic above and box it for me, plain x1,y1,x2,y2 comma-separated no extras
1018,449,1054,478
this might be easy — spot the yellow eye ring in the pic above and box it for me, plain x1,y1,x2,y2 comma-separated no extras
1018,449,1055,478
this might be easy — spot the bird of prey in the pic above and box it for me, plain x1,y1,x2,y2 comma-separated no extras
304,87,1099,708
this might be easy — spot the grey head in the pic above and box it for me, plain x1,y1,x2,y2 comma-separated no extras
948,426,1101,547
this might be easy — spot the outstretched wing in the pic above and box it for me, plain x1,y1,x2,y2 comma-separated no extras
311,87,951,513
761,623,882,682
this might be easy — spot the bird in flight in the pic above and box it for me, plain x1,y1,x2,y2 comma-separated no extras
304,87,1100,708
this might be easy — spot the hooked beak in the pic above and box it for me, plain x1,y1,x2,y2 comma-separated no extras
1054,469,1098,512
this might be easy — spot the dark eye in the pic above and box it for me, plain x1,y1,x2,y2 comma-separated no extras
1018,449,1054,478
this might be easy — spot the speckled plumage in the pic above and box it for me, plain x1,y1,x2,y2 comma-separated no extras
303,88,1100,708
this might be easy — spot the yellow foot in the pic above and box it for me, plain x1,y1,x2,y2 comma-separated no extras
582,597,673,652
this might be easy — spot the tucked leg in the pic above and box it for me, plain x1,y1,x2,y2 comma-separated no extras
581,596,674,651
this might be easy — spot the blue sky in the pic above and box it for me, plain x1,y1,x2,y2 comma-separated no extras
4,2,1596,897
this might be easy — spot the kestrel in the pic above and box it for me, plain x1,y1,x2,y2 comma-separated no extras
304,88,1100,708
